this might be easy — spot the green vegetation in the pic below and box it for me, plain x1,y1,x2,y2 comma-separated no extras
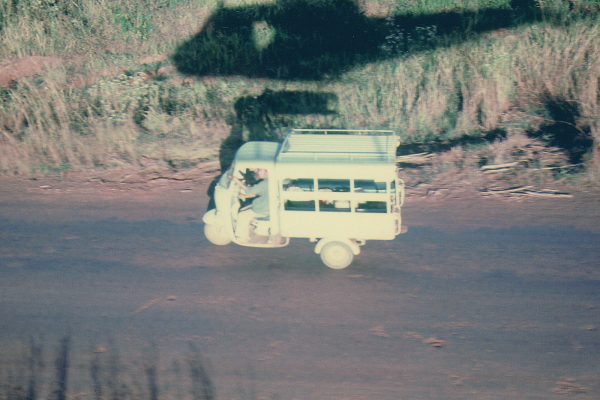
0,0,598,182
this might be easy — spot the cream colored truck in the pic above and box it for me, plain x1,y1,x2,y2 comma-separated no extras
202,129,405,269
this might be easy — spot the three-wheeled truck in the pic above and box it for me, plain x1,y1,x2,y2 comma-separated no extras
202,129,405,269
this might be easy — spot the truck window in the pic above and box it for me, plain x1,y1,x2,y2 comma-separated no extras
319,199,351,212
354,180,387,193
318,179,350,192
355,201,388,213
284,200,316,211
283,178,314,192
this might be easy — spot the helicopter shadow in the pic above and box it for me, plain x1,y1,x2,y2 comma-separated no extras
174,0,555,81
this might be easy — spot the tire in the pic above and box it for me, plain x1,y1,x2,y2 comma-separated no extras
320,241,354,270
204,224,232,246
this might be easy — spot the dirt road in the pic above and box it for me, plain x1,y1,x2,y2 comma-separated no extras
1,178,599,399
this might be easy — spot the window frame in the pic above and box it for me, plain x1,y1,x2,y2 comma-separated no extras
280,177,392,214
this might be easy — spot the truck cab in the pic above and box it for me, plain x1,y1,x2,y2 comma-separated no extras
202,129,405,269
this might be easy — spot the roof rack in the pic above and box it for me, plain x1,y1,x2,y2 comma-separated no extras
279,128,399,160
291,128,395,135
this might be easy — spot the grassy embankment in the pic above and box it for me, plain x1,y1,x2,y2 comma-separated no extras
0,0,598,186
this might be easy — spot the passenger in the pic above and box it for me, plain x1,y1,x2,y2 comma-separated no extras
234,168,269,241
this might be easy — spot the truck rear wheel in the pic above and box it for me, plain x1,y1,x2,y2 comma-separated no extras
204,224,232,246
320,241,353,270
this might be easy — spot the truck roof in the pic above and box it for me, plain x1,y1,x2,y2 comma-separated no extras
232,130,400,176
278,129,399,164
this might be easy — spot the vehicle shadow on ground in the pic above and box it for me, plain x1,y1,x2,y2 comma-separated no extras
173,0,561,81
219,89,338,170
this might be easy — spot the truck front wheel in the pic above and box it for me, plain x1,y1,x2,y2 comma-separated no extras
320,241,354,270
204,224,232,246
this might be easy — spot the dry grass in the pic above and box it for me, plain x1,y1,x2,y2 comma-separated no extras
0,0,598,182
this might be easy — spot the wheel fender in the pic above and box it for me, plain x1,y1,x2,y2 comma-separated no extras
314,238,361,256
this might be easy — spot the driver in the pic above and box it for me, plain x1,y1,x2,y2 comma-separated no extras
233,168,269,241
